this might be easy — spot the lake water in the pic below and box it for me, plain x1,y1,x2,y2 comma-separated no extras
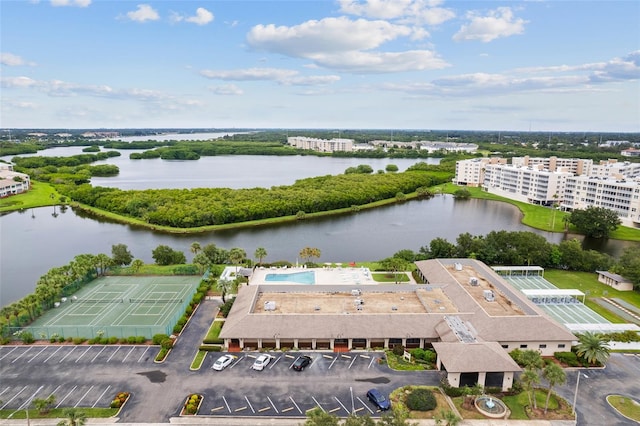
1,147,637,307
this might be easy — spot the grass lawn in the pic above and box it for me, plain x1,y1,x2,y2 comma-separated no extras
389,386,450,419
436,183,640,241
0,181,60,212
544,269,640,322
204,320,224,342
502,389,571,421
373,272,411,283
190,350,207,370
110,264,197,276
0,407,118,419
606,395,640,422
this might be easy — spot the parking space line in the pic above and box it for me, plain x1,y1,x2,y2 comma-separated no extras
289,396,303,414
341,354,352,359
267,396,279,413
43,346,62,363
210,406,224,412
222,396,231,413
0,346,18,361
360,354,370,359
244,396,255,414
368,357,376,369
28,346,49,363
106,346,121,362
46,385,62,402
322,354,333,360
11,346,33,363
269,355,281,368
357,397,374,414
93,385,111,408
282,407,293,413
234,406,247,412
137,347,151,363
328,356,338,370
0,386,27,409
75,347,92,363
334,396,349,414
284,354,295,359
354,407,365,413
91,346,107,362
258,406,271,413
230,356,242,369
348,355,358,369
58,347,77,363
329,407,341,413
18,385,44,410
55,385,77,408
74,385,93,407
311,397,325,412
122,346,136,362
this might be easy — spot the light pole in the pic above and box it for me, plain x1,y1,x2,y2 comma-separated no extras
572,370,589,417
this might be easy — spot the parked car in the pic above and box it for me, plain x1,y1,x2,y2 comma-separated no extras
252,354,272,371
212,354,237,371
292,355,312,371
367,388,390,411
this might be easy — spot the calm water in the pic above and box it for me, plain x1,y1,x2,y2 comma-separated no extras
1,148,637,307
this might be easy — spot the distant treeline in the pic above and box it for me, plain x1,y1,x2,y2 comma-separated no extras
64,165,451,228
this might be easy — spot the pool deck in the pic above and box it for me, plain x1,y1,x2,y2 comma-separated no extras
250,266,378,285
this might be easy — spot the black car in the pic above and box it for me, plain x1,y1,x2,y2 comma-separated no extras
367,388,390,411
292,355,312,371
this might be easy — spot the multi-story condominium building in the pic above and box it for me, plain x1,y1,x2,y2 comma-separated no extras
621,148,640,157
511,156,593,176
590,159,640,179
0,164,31,198
287,137,354,153
418,142,478,153
453,157,507,187
562,176,640,227
482,164,572,205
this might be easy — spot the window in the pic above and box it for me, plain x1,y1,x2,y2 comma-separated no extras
558,344,566,349
501,344,509,349
539,344,547,349
520,344,528,349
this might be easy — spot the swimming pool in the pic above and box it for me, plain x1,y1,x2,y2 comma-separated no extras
264,271,316,284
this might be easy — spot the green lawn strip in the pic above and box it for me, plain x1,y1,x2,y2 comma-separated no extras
0,181,60,212
0,407,118,419
436,183,640,241
384,351,428,371
501,389,561,420
204,320,224,342
607,395,640,422
372,272,410,283
544,270,640,312
190,350,207,370
110,264,189,276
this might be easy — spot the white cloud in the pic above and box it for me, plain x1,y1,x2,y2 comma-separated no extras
1,53,28,66
50,0,90,7
247,17,411,56
1,76,38,88
126,4,159,23
338,0,455,25
209,84,243,95
172,7,214,25
200,67,341,86
453,7,527,42
247,16,446,73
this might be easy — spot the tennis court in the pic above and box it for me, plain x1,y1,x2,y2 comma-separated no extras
19,276,201,339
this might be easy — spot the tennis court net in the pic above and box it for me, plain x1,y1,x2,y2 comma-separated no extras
129,298,183,304
73,298,124,304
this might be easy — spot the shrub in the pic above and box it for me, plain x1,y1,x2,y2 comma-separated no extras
554,351,580,367
199,345,222,352
153,334,169,345
392,344,405,356
185,305,193,316
58,337,66,343
219,297,236,317
127,336,137,344
136,336,146,344
441,379,464,397
108,336,119,344
21,331,35,344
110,399,122,408
72,337,87,345
406,388,437,411
161,338,174,350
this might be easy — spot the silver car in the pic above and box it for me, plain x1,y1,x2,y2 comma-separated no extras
252,354,271,371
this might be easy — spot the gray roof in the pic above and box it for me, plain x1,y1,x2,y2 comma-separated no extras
433,341,522,373
596,270,631,283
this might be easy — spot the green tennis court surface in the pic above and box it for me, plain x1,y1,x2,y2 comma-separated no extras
23,276,201,339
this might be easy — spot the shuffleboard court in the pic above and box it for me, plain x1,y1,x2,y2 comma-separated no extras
18,276,201,339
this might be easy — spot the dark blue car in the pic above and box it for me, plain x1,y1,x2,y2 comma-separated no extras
367,388,390,411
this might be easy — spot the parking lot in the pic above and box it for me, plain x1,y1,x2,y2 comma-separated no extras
0,344,157,366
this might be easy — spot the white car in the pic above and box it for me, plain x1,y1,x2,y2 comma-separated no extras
212,354,237,371
252,354,271,371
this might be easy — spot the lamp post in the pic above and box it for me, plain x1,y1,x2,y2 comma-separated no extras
572,370,589,417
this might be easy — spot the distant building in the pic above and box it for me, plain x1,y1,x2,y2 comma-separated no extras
418,141,478,154
511,156,592,176
595,271,634,292
287,137,353,153
482,164,572,205
0,164,31,198
622,148,640,157
453,158,507,187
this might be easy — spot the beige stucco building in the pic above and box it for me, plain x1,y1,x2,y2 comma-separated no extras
220,259,576,390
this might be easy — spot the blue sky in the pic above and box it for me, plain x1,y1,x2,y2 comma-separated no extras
1,0,639,131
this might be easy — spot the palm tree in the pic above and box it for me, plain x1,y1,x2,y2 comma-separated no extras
520,369,540,410
576,331,610,365
131,259,144,274
228,248,246,274
93,253,112,276
520,349,544,371
542,362,566,414
56,408,86,426
190,242,201,255
216,278,234,303
33,394,56,414
192,252,211,274
254,247,267,266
